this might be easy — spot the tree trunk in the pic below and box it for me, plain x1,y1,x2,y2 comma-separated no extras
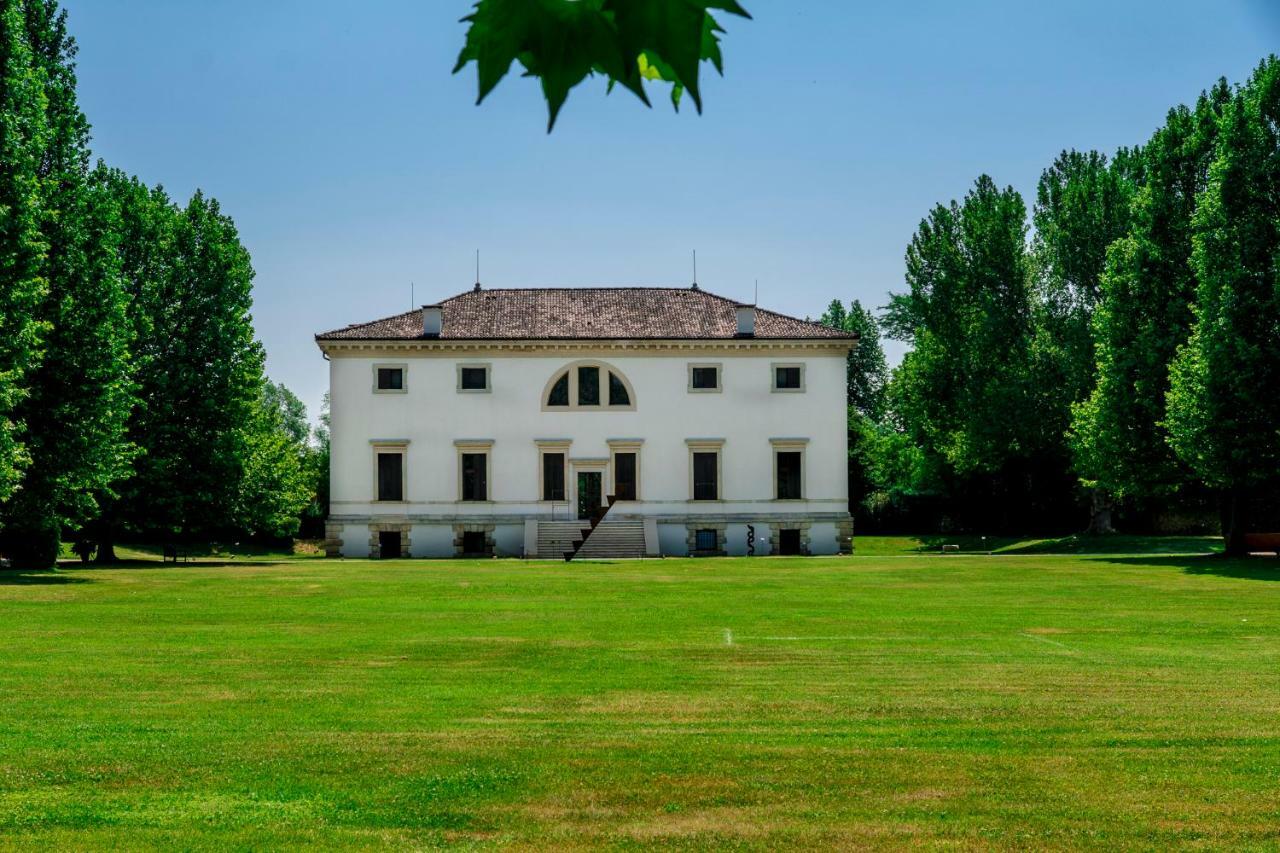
93,516,120,563
1085,488,1115,535
1221,487,1250,557
95,538,117,564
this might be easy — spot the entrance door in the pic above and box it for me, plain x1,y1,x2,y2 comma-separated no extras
577,471,602,519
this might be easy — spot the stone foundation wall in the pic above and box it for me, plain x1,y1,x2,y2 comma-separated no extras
836,516,854,554
323,521,344,557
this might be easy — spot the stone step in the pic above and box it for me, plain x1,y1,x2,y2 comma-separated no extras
574,520,647,559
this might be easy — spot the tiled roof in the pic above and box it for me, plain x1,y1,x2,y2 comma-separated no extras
316,286,854,341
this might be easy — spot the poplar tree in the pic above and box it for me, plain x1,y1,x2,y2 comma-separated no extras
1166,59,1280,555
1031,149,1139,531
0,0,48,506
885,176,1037,481
0,0,134,567
820,299,890,513
1069,82,1232,502
86,167,175,561
127,191,263,539
820,298,888,421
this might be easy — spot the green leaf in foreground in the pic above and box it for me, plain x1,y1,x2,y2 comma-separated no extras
453,0,751,131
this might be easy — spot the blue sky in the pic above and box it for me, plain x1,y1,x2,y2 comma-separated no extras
63,0,1278,422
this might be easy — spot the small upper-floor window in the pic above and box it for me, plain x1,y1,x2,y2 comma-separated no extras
689,364,721,392
457,363,490,392
773,363,804,392
374,364,406,393
543,361,636,410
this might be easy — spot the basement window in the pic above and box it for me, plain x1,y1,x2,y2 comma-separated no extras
695,529,717,552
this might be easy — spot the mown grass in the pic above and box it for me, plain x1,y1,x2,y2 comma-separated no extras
1,549,1277,849
852,533,1223,556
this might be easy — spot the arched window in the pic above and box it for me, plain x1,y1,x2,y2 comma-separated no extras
543,361,636,411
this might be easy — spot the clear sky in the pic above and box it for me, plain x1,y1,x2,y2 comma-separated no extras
62,0,1278,423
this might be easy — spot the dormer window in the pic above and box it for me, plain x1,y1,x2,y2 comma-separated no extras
543,361,636,411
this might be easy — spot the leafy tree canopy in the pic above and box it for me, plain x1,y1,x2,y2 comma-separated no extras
820,299,888,422
1166,58,1280,553
1068,80,1232,498
453,0,751,130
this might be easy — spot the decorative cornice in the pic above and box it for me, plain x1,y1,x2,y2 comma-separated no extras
317,337,855,358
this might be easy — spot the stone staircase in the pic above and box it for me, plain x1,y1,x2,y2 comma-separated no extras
535,520,591,560
573,518,647,559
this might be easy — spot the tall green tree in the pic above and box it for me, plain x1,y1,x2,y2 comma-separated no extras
820,299,890,515
86,167,174,561
1069,81,1232,502
298,392,330,539
1166,59,1280,555
1031,149,1140,531
0,0,48,506
0,0,135,567
820,298,888,421
886,176,1037,476
121,191,263,541
233,379,313,540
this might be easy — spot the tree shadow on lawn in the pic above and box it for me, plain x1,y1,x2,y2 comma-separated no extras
75,559,292,570
0,569,89,585
1095,553,1280,582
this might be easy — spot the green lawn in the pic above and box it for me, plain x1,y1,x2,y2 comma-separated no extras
2,550,1278,848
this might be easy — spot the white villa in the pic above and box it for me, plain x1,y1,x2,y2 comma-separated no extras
316,285,857,559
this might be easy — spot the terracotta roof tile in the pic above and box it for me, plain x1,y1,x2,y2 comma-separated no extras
316,286,854,341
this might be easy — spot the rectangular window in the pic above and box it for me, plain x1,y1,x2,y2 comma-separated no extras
577,365,600,406
692,451,718,501
376,366,404,391
776,451,803,499
695,529,717,552
542,452,566,501
458,365,489,391
461,453,487,501
774,365,802,390
614,452,637,501
376,452,403,501
690,365,720,391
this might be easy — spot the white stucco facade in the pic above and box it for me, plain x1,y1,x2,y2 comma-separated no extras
318,292,855,559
